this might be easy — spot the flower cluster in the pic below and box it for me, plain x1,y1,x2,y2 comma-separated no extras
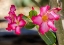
4,5,61,35
5,5,26,35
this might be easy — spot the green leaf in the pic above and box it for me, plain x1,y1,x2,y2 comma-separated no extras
29,10,37,18
39,31,56,45
22,15,31,22
22,15,35,29
24,22,35,29
22,15,29,20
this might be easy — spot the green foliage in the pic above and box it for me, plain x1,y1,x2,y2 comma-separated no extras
39,31,56,45
22,15,35,29
24,9,37,29
24,22,35,29
29,10,37,18
22,15,30,21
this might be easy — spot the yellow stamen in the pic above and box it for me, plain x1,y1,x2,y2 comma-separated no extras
42,15,48,22
16,20,19,25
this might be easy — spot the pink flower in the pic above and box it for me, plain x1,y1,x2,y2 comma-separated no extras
32,5,61,35
5,5,16,23
9,15,26,35
5,5,26,35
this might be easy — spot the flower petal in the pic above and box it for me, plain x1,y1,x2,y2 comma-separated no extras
9,11,16,16
8,5,16,16
15,26,20,35
32,15,42,25
6,28,11,31
48,13,55,20
6,23,12,31
10,5,16,12
19,19,26,27
17,15,21,21
4,16,12,23
39,22,50,35
52,7,61,12
15,14,23,22
49,20,54,24
10,23,16,30
50,11,60,20
40,5,50,16
8,5,16,17
47,21,57,32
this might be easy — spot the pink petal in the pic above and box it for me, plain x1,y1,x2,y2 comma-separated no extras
10,23,16,30
32,15,42,25
49,20,54,24
19,19,26,27
48,13,54,20
52,7,61,12
8,5,16,16
4,16,12,23
15,26,20,35
6,24,12,31
39,22,50,35
50,11,60,20
10,5,16,12
8,11,16,19
15,14,22,22
6,28,11,31
47,21,57,32
40,5,50,16
9,11,16,16
14,17,17,23
17,15,21,21
10,15,17,23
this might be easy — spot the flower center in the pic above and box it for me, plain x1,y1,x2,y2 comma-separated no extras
42,15,48,22
16,20,19,25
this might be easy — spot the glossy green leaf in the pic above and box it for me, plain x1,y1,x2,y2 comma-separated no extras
24,22,35,29
39,31,56,45
29,10,37,18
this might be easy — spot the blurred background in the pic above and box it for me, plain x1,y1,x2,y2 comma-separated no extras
0,0,62,45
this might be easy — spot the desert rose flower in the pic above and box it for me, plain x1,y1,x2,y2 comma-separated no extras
9,15,26,35
5,5,26,35
32,5,61,35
